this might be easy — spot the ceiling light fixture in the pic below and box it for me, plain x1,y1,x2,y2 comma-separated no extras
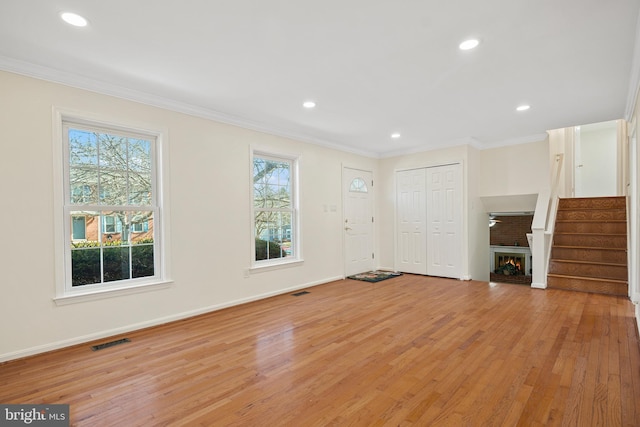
302,101,316,109
516,105,531,112
61,12,88,27
459,39,480,50
391,132,401,139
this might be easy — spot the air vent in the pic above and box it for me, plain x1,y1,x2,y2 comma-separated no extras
292,291,310,296
91,338,130,351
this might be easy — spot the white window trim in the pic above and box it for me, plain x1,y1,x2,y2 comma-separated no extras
52,107,172,305
250,146,302,270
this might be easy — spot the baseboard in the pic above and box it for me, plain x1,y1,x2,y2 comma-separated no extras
0,275,343,363
531,282,547,289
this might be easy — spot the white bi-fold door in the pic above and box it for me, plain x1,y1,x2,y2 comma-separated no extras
396,163,462,279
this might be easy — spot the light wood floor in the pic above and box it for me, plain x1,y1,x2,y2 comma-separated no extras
2,275,639,426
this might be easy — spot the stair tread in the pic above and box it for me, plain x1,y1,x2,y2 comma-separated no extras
549,259,627,267
555,219,626,222
554,232,626,235
552,245,626,251
547,273,628,284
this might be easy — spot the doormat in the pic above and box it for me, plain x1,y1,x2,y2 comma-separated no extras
347,271,402,283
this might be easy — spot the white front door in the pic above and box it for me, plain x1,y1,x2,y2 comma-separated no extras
396,168,427,274
426,164,462,279
343,168,374,276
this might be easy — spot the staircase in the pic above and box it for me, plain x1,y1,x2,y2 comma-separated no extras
547,197,628,296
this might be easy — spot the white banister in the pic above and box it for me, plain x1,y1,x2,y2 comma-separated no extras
531,153,563,288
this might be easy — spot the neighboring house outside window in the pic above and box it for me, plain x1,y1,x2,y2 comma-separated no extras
252,150,299,264
63,121,159,289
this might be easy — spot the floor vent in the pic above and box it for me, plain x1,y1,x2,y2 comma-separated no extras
91,338,130,351
292,291,310,296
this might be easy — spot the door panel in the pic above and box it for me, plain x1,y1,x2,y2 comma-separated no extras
427,164,462,278
396,169,427,274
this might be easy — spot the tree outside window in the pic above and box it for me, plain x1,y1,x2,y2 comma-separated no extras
66,125,156,286
253,153,297,262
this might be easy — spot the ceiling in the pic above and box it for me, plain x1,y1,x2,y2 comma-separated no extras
1,1,639,158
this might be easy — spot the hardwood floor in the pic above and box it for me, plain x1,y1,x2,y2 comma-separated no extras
2,275,639,426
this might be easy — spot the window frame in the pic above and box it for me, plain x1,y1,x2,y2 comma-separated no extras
52,108,172,304
250,147,302,270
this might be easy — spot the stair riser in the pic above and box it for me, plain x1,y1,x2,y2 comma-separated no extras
554,222,626,234
547,276,628,296
558,197,626,210
553,234,626,248
550,247,627,264
548,261,628,281
556,210,626,221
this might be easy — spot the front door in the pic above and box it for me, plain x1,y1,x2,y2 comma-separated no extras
343,168,374,276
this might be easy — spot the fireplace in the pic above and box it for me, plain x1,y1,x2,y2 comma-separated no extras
494,252,526,275
489,245,532,276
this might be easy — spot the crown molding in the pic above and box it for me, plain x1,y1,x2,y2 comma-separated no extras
379,136,478,159
475,133,549,150
0,56,550,159
0,56,379,159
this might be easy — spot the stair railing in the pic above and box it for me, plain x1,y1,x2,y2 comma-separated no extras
531,153,563,288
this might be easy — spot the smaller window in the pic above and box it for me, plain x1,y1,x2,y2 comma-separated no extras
71,216,86,240
131,220,149,233
102,215,122,234
349,178,368,193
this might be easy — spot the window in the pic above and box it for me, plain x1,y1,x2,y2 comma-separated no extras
252,151,299,264
349,177,368,193
63,121,159,289
71,216,86,240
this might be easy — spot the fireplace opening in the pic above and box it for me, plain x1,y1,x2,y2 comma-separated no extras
494,252,526,276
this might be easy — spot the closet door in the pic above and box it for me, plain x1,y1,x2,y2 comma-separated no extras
426,164,462,279
396,169,427,274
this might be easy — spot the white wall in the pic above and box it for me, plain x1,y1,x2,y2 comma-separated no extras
479,138,550,198
0,71,377,360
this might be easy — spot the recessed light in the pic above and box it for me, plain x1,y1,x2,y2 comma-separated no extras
61,12,88,27
391,132,401,139
516,105,531,112
302,101,316,109
459,39,479,50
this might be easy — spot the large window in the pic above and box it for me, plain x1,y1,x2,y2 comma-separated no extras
63,121,159,289
252,151,298,264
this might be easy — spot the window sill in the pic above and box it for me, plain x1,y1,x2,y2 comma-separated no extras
249,258,304,274
53,280,173,306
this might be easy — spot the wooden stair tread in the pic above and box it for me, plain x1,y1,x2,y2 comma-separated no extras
547,273,627,284
553,232,626,236
550,259,627,267
555,219,626,222
552,245,626,251
557,207,625,210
